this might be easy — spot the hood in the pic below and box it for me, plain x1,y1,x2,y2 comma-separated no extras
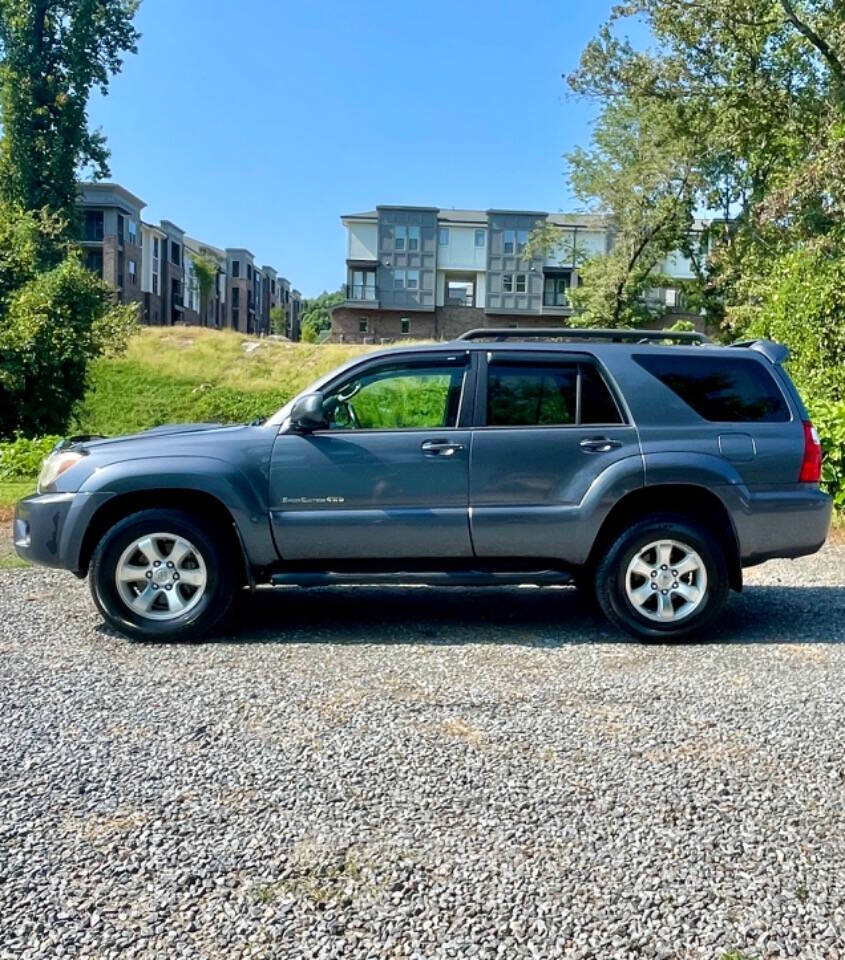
76,422,252,451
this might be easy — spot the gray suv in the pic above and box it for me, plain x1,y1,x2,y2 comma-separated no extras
13,328,831,642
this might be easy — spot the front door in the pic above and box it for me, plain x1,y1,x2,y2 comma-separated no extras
469,352,643,560
269,352,474,560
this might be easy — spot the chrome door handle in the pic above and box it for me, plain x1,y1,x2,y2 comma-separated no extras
421,440,465,457
580,437,622,453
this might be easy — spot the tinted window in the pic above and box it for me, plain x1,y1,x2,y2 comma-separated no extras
634,355,789,422
487,363,577,426
581,364,623,424
325,361,466,430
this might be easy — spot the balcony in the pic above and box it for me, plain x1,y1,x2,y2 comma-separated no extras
346,283,378,303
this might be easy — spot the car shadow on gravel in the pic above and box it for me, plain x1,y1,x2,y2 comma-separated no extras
205,582,845,647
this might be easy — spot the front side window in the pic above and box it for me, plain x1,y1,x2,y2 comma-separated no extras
634,355,789,422
324,360,467,431
486,360,622,427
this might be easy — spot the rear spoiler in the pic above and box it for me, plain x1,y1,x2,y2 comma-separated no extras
728,339,789,365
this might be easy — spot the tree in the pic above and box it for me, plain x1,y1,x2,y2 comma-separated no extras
564,0,845,332
299,288,344,342
0,202,136,438
529,98,700,326
190,252,218,326
269,305,287,336
0,0,140,229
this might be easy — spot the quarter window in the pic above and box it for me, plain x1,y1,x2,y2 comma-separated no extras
324,360,467,431
634,355,789,423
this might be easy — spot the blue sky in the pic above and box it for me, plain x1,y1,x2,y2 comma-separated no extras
89,0,625,298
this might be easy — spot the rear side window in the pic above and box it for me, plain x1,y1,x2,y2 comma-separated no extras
634,355,789,422
486,361,623,427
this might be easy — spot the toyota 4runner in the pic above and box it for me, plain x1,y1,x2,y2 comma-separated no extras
13,328,832,642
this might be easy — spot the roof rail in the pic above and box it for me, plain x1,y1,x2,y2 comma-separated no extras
457,327,712,345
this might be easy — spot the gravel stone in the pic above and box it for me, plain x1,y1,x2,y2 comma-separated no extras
1,544,845,958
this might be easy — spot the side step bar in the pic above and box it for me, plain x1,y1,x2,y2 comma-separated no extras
269,569,574,588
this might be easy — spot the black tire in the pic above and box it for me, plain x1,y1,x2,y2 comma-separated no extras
90,508,235,642
594,513,729,641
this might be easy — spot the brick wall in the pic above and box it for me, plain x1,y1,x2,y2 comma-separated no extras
330,305,573,343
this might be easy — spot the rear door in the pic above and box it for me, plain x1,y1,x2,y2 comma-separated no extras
468,351,642,559
269,350,475,560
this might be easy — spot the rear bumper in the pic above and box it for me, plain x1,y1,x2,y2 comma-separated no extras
734,486,833,566
13,491,112,572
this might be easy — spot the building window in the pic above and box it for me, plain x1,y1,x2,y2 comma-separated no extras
128,220,137,245
503,230,515,255
232,260,240,278
84,249,103,276
503,274,513,292
407,225,420,251
400,317,410,335
153,237,159,258
232,287,240,307
517,230,528,253
394,270,405,289
170,242,181,266
446,279,474,306
83,210,104,242
117,214,125,243
515,273,526,293
406,269,419,289
128,259,137,285
359,317,369,333
475,229,486,247
349,269,376,300
152,273,158,295
232,309,239,327
438,227,449,245
543,273,571,307
247,264,252,280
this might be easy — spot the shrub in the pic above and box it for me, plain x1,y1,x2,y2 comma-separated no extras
810,398,845,511
0,203,137,439
0,435,61,481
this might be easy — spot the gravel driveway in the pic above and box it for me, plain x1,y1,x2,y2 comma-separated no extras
2,545,845,960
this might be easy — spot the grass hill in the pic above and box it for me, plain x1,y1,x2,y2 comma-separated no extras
72,327,374,436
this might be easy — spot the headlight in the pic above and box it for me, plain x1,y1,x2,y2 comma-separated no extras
38,451,85,492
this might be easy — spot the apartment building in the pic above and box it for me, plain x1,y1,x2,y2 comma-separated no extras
331,205,709,342
76,181,300,337
78,183,145,309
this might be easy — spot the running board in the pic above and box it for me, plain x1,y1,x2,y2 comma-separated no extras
268,569,573,588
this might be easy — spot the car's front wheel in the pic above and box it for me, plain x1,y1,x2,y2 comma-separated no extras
594,514,729,641
90,508,235,641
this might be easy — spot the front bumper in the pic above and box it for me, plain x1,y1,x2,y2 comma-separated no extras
13,491,111,572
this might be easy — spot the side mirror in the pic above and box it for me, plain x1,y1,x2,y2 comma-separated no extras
290,392,326,431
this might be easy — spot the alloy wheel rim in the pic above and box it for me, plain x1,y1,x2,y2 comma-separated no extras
115,532,207,621
624,539,708,623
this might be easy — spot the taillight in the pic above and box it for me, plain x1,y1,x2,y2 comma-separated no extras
799,420,822,483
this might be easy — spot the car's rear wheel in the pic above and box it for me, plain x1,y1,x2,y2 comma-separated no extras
594,514,729,641
90,508,235,641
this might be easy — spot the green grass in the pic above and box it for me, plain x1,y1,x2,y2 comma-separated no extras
72,327,376,436
0,481,33,510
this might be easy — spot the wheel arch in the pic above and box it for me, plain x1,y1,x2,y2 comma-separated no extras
587,484,742,591
77,489,252,587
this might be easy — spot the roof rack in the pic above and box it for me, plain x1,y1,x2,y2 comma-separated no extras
457,327,712,345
